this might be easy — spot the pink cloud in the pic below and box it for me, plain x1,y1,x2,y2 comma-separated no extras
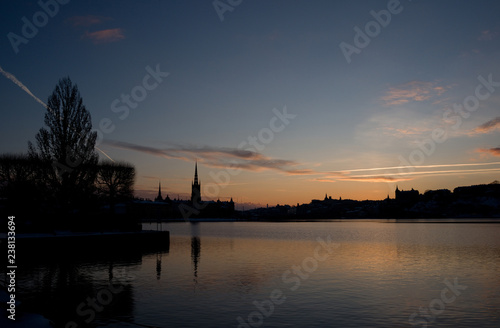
478,29,498,41
477,147,500,157
84,28,125,44
381,126,432,138
472,117,500,135
381,81,451,106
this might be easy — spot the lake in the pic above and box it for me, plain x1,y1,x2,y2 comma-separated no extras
8,220,500,327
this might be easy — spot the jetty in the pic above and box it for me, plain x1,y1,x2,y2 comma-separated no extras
0,230,170,255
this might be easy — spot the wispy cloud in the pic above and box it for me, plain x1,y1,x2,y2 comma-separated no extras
472,117,500,135
355,108,437,149
67,15,112,27
83,28,125,44
319,161,500,182
316,176,412,183
266,29,281,41
104,140,500,184
491,148,500,156
477,147,500,157
478,29,498,41
381,81,450,106
336,161,500,173
103,140,312,175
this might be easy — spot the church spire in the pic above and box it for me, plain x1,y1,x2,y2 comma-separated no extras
191,161,201,206
155,180,163,202
194,160,199,185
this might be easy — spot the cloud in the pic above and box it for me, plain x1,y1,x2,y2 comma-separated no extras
103,140,312,175
472,117,500,134
477,147,500,157
320,161,500,183
316,176,412,183
478,29,498,41
267,29,281,41
83,28,125,44
67,15,112,27
104,140,500,185
286,169,317,175
355,107,437,149
381,81,450,106
381,126,433,137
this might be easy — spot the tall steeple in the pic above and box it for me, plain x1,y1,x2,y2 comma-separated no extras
194,161,199,185
191,161,201,206
155,180,163,202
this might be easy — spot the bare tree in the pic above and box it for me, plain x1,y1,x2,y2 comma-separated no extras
28,77,98,209
97,161,135,213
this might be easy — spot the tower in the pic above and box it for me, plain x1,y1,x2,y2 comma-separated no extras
191,161,201,206
155,180,163,202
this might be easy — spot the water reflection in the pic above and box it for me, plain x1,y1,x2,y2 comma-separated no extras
5,221,500,327
10,239,169,327
190,222,201,284
156,252,162,280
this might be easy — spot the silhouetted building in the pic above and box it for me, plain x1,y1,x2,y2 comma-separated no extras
154,181,171,203
191,161,201,206
453,182,500,199
395,186,420,206
155,181,163,202
133,162,235,219
422,189,452,202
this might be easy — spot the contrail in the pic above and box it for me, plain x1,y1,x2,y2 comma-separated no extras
335,161,500,173
0,65,52,112
98,150,115,162
349,167,500,178
0,65,113,161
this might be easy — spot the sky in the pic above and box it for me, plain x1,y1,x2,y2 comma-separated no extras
1,0,500,209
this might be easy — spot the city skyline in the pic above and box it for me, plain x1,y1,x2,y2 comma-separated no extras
1,1,500,208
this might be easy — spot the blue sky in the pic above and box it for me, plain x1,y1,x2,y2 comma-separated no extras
1,0,500,208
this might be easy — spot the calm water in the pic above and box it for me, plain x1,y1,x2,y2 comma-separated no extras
7,220,500,327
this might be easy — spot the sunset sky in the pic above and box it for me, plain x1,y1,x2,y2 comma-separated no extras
1,0,500,209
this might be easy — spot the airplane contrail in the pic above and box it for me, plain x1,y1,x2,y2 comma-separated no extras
0,65,52,112
348,167,500,178
0,65,114,161
335,161,500,173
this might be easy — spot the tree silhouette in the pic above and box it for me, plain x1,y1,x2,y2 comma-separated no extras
28,77,98,212
97,161,135,213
